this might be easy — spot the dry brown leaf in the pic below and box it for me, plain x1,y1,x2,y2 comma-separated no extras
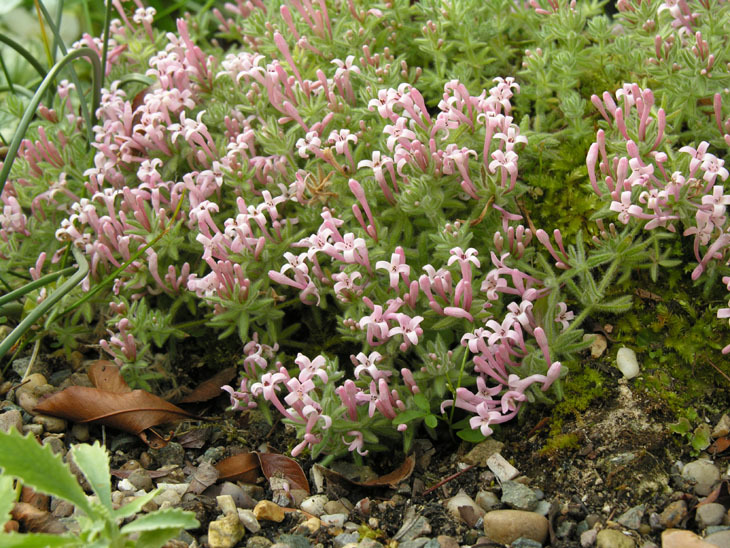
215,453,261,483
178,367,237,403
88,360,130,393
257,452,310,493
710,435,730,454
187,462,220,495
11,502,66,534
33,386,198,435
314,454,416,489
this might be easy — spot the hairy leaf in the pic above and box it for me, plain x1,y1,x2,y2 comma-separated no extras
69,443,112,511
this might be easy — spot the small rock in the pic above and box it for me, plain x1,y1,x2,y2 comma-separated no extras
321,513,347,528
16,373,47,394
293,516,320,535
357,538,385,548
510,539,543,548
0,410,22,433
218,482,256,509
482,509,548,545
333,532,359,548
617,504,645,530
557,519,576,539
301,494,328,516
153,483,188,507
596,529,635,548
712,414,730,438
696,503,726,528
444,490,484,523
32,414,66,433
436,535,459,548
41,436,65,455
71,423,89,442
238,509,260,533
126,469,153,492
246,536,273,548
393,506,431,542
208,513,244,548
325,500,351,515
399,540,438,548
217,495,238,516
475,490,500,512
616,347,639,379
462,439,505,466
659,501,687,529
253,500,285,522
51,500,74,518
661,528,716,547
682,459,721,496
275,534,310,548
500,480,538,511
705,529,730,547
151,442,185,467
486,453,519,482
581,528,598,547
584,333,608,358
16,390,40,414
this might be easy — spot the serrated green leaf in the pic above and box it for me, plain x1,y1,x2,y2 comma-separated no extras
413,393,430,412
113,488,160,521
0,476,16,527
457,428,487,443
69,443,112,511
0,429,93,516
120,508,199,535
0,532,80,547
134,527,188,548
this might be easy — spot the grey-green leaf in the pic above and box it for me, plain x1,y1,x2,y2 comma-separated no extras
0,476,15,527
69,442,112,511
120,508,199,535
113,488,160,520
0,532,80,547
0,429,93,516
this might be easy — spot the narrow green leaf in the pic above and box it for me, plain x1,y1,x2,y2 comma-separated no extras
120,508,199,535
0,533,79,547
0,429,93,516
69,443,112,511
113,489,160,521
0,476,16,527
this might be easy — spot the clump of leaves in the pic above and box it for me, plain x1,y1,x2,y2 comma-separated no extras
0,428,198,547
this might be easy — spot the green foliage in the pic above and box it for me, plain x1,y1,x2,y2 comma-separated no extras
0,429,198,548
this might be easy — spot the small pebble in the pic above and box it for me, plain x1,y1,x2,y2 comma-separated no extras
682,459,721,496
127,469,153,492
596,529,635,548
32,414,66,433
712,414,730,438
500,480,538,511
325,499,351,515
238,508,260,533
321,513,347,528
71,423,89,442
217,494,238,516
208,513,244,548
253,500,285,522
661,528,716,547
293,516,320,535
444,490,484,522
704,529,730,547
581,528,598,547
482,509,548,545
475,490,500,512
246,536,273,548
219,481,256,509
0,409,22,433
486,453,519,482
617,504,645,530
300,494,328,516
616,347,639,379
659,500,687,529
696,503,726,528
461,439,505,466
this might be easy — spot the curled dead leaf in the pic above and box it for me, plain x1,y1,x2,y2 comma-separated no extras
214,452,310,494
179,367,237,403
313,454,415,490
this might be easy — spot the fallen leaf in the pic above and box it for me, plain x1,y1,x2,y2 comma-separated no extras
214,452,310,494
709,435,730,454
215,453,261,483
179,367,237,403
257,452,309,493
177,427,213,449
11,502,66,534
187,461,220,495
34,386,198,436
313,455,416,490
87,360,130,393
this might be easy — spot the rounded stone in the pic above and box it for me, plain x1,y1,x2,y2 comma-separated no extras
300,494,328,516
0,409,23,433
661,528,717,548
482,510,548,545
596,529,635,548
682,459,721,496
71,423,90,442
32,414,66,433
16,373,47,395
695,503,726,528
219,481,256,509
476,490,500,512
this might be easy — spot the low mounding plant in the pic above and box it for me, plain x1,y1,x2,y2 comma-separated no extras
0,428,198,547
0,0,728,458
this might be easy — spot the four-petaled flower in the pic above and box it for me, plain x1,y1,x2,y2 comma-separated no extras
376,252,410,290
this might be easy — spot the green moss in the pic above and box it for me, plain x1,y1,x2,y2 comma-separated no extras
538,432,581,456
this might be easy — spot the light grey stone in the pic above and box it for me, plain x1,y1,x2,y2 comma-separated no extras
500,480,538,511
682,459,721,496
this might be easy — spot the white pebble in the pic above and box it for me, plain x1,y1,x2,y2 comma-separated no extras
616,347,639,379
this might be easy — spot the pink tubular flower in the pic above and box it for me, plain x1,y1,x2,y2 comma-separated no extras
554,302,574,331
469,401,501,437
342,431,368,455
295,353,328,383
388,313,424,349
376,251,410,290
